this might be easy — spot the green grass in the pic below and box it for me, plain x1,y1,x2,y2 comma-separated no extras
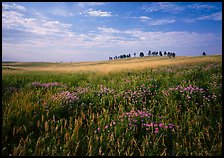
2,56,222,156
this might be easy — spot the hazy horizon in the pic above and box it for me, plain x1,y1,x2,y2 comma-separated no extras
2,2,222,62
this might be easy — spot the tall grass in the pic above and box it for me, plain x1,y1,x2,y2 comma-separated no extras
2,57,222,156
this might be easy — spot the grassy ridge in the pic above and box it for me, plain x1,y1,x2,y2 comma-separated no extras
2,55,221,74
2,55,222,156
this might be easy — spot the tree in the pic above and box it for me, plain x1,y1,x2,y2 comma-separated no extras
159,51,163,56
172,52,176,58
167,52,171,58
148,50,151,56
164,51,167,56
119,54,127,59
134,53,136,57
140,52,144,57
202,52,206,56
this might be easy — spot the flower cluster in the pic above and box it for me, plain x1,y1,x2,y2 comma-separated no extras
31,82,67,88
209,74,222,89
97,108,175,134
169,84,205,94
120,108,175,133
96,85,115,96
119,84,154,104
202,93,218,102
51,91,79,103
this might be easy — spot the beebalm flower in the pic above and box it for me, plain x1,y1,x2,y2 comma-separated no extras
169,84,205,94
159,123,163,127
168,123,175,128
31,81,66,88
133,119,137,123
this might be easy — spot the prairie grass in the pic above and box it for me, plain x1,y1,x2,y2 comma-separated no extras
2,55,222,156
2,55,221,74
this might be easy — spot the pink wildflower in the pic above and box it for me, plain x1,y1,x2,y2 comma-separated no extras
159,123,163,127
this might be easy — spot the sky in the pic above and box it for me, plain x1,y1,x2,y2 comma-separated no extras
2,2,222,62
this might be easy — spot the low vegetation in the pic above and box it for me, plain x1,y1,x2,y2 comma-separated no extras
2,55,222,156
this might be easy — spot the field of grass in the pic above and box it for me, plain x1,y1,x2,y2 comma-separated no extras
2,55,221,74
2,55,222,156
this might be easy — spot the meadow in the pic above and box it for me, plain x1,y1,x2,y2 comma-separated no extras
2,55,222,156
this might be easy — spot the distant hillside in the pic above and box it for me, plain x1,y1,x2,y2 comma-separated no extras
2,55,222,74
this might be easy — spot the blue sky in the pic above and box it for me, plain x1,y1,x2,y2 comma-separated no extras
2,2,222,62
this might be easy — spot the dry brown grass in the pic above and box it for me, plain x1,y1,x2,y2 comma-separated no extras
2,55,222,74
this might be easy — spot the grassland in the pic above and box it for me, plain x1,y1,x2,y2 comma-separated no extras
2,55,222,156
2,55,221,74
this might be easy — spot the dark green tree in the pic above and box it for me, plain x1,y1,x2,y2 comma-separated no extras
140,52,144,57
159,51,163,56
172,52,176,58
168,52,171,58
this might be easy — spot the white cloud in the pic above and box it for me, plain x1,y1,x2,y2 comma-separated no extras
3,25,222,61
73,27,221,51
86,27,221,53
77,2,105,8
142,2,184,13
98,27,120,34
51,7,74,17
2,9,73,36
197,12,222,21
85,8,112,17
134,15,175,26
142,2,218,14
140,16,151,21
2,10,25,29
187,3,216,10
2,2,26,12
147,18,176,26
